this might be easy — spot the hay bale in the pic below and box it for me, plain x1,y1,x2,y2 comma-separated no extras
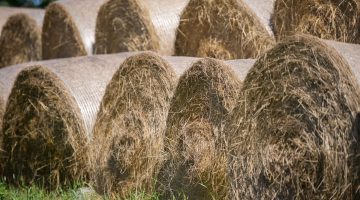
0,7,42,33
272,0,360,43
175,0,275,59
226,35,360,199
0,13,43,68
91,53,198,198
0,62,44,177
0,8,44,68
156,58,253,200
1,53,131,189
42,0,106,59
95,0,188,55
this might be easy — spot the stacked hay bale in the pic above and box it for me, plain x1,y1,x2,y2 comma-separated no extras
42,0,106,59
0,63,31,159
0,8,44,68
95,0,189,55
157,58,254,199
91,53,197,198
272,0,360,43
175,0,275,59
226,35,360,199
0,7,37,31
1,53,131,189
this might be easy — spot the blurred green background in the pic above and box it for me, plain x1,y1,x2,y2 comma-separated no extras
0,0,55,7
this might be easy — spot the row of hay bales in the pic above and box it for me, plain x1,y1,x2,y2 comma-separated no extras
1,34,360,199
2,0,360,67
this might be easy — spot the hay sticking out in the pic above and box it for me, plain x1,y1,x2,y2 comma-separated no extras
95,0,188,55
0,14,42,68
1,54,130,189
0,7,43,34
92,53,177,197
0,63,39,177
95,0,159,54
175,0,275,59
2,66,88,188
42,0,105,59
226,35,360,199
272,0,360,43
157,58,243,200
197,38,233,60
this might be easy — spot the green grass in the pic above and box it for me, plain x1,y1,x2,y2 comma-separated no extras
0,182,164,200
0,182,80,200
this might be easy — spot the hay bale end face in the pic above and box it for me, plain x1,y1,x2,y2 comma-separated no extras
2,66,88,188
0,14,42,68
92,53,177,197
1,54,130,189
272,0,360,43
42,0,105,59
95,0,159,54
226,35,360,199
157,58,245,200
175,0,275,59
95,0,188,55
0,63,41,177
0,7,43,34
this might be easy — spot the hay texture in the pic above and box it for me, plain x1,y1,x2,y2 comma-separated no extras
175,0,275,59
157,58,254,199
42,0,106,59
0,8,44,68
272,0,360,43
226,35,360,199
95,0,189,55
1,54,130,189
0,63,32,176
0,7,42,32
91,53,198,198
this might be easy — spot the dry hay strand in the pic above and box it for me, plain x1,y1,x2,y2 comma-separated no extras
175,0,275,60
42,0,106,59
2,66,87,188
91,53,179,198
272,0,360,43
226,35,360,199
1,54,130,189
95,0,188,55
157,58,255,200
0,13,43,68
0,7,43,34
0,63,35,177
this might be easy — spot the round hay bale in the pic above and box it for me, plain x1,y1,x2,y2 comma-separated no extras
42,0,106,59
91,53,197,198
156,58,253,200
175,0,275,59
0,8,44,68
95,0,188,55
226,35,360,199
272,0,360,43
0,13,43,68
1,54,131,189
0,63,33,176
0,7,43,34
